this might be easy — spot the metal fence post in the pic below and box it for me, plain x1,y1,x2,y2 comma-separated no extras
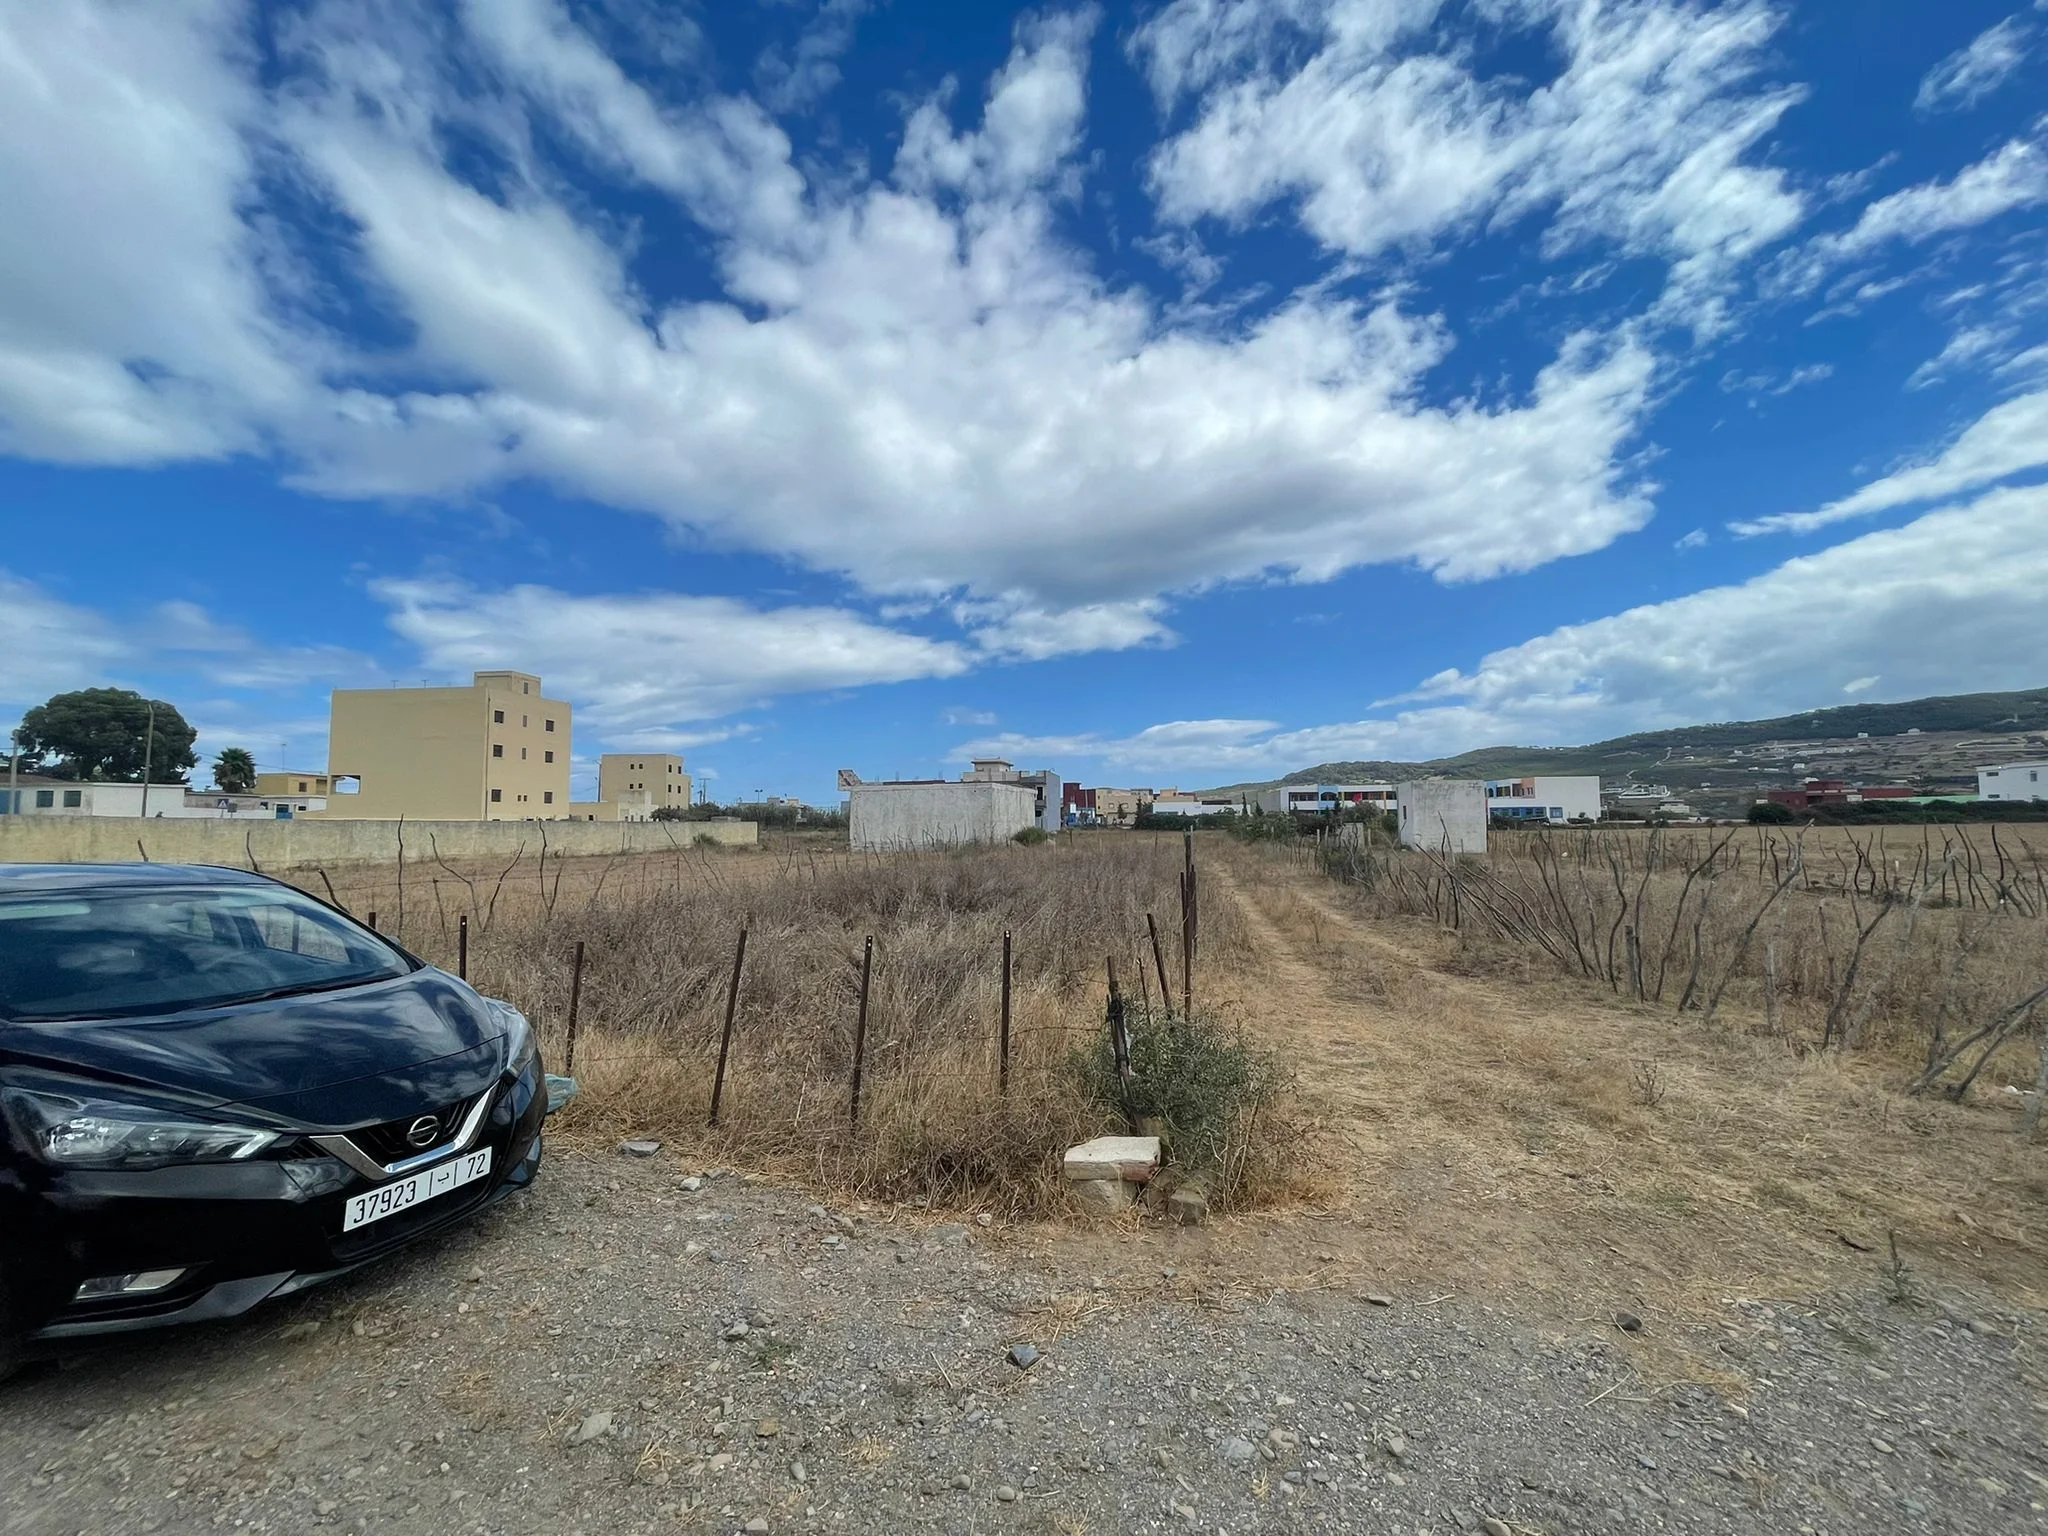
458,913,469,981
849,936,874,1129
709,927,748,1126
999,931,1012,1094
564,939,585,1076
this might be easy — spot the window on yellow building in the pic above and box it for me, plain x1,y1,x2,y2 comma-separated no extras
492,744,503,758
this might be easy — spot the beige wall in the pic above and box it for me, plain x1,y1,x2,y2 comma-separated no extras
598,753,691,811
0,815,758,869
324,671,573,820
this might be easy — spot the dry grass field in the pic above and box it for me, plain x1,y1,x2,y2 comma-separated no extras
287,825,2047,1369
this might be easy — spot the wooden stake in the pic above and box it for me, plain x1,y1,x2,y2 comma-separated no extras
564,939,585,1076
709,927,748,1126
1147,911,1174,1019
849,936,874,1129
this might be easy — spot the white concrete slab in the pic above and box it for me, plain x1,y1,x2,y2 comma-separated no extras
1062,1135,1161,1183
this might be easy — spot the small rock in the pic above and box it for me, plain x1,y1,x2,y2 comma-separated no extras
995,1485,1018,1502
790,1462,808,1484
1220,1436,1256,1466
618,1139,662,1157
1007,1342,1040,1370
1872,1438,1895,1455
723,1320,751,1341
746,1520,770,1534
1384,1432,1407,1461
951,1473,972,1490
278,1321,321,1341
1615,1311,1644,1333
677,1175,703,1192
465,1265,484,1283
1482,1520,1512,1536
757,1419,781,1438
569,1410,612,1445
976,1212,993,1227
1364,1293,1394,1307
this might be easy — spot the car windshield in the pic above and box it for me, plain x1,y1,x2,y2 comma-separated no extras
0,883,413,1023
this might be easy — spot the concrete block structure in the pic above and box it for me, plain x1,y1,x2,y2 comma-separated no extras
324,670,571,820
845,777,1041,851
1396,779,1488,854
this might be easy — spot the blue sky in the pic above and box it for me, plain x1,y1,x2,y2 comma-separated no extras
2,0,2045,801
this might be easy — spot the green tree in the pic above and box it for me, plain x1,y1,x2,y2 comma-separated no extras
17,689,198,783
212,747,257,794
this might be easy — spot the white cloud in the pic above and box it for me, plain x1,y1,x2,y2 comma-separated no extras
1133,0,1808,333
999,487,2048,776
1732,387,2048,535
1673,527,1707,550
1915,15,2035,114
151,601,377,690
1906,325,2014,389
371,578,972,731
0,573,131,713
0,0,1665,638
1773,133,2048,297
0,0,311,466
755,0,873,115
1720,361,1834,395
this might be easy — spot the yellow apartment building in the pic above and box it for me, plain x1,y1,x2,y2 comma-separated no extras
323,671,573,820
255,770,331,797
598,753,691,817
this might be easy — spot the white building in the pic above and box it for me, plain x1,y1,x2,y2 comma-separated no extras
1146,795,1240,818
1,779,233,819
842,773,1041,850
1254,783,1396,815
1486,775,1602,823
1397,780,1489,854
1979,761,2048,802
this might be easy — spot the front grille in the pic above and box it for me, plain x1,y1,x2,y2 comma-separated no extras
350,1096,477,1166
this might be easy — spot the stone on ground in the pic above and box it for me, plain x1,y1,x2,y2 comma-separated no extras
1061,1135,1161,1183
1068,1177,1135,1215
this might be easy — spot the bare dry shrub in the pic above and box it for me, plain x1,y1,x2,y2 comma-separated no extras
299,835,1270,1215
1320,825,2048,1086
1629,1059,1667,1107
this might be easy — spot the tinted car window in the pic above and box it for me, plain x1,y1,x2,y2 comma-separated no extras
0,885,412,1022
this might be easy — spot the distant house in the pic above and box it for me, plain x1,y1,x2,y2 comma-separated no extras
1254,783,1394,815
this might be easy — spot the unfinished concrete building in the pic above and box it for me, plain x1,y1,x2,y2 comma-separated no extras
840,772,1042,851
1396,779,1488,854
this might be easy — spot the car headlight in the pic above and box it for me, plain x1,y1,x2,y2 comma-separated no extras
486,999,539,1078
3,1087,279,1169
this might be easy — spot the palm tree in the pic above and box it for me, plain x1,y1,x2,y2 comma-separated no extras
213,747,257,794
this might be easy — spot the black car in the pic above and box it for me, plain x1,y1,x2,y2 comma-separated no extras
0,863,545,1376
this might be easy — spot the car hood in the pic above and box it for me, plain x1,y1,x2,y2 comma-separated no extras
0,968,507,1118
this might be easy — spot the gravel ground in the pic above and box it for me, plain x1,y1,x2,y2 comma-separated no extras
3,1149,2044,1536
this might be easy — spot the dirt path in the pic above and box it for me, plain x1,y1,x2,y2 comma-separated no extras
1200,843,2048,1357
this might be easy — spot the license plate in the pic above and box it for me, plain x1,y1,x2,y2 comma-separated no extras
342,1148,492,1232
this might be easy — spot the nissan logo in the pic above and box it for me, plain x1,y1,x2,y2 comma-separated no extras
404,1115,440,1149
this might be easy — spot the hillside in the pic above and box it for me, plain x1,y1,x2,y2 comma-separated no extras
1204,686,2048,811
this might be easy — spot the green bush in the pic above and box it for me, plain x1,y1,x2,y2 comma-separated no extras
1075,1010,1286,1175
1012,825,1051,845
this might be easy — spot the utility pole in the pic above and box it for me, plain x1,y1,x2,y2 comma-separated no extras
6,725,19,817
140,701,157,818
